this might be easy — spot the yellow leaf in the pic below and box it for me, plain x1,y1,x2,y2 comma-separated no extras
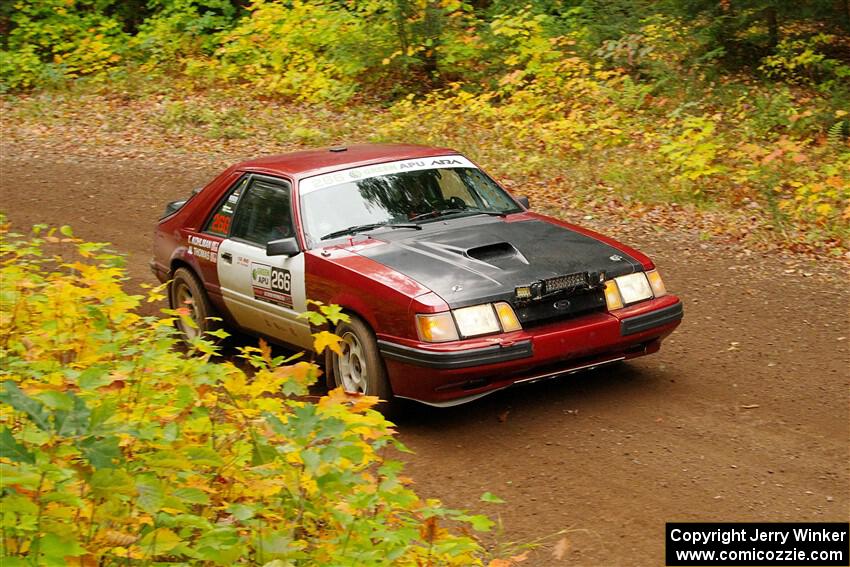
815,203,833,217
319,387,380,412
313,331,343,355
259,337,272,363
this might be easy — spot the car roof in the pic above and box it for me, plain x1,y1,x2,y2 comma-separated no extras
237,143,459,181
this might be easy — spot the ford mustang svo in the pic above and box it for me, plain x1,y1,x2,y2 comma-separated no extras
151,144,683,407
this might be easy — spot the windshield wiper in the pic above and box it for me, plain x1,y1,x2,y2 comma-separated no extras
320,222,421,241
409,208,507,222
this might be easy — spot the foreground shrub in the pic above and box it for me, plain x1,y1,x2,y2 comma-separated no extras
0,222,493,565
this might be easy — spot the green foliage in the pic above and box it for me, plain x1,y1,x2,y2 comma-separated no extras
0,0,128,91
0,222,495,565
132,0,240,68
200,0,390,102
659,115,726,185
759,33,850,88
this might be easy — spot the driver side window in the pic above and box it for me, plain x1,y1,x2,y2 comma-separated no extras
230,178,294,246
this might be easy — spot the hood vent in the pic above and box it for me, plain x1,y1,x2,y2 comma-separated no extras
465,242,527,266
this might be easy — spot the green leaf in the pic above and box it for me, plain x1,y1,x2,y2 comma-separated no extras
77,366,113,390
0,462,42,490
36,391,73,411
458,513,495,532
59,225,74,237
173,487,210,505
78,435,121,469
53,392,91,436
0,427,34,464
251,439,277,466
226,503,256,521
0,381,50,431
36,532,86,563
136,476,165,514
185,446,224,466
198,526,240,550
206,328,231,339
87,400,117,435
139,527,182,556
3,493,39,515
298,310,327,326
479,491,505,504
320,303,349,324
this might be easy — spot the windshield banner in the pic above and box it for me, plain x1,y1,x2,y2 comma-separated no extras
299,155,476,193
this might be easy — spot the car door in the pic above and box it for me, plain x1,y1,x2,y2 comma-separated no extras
215,175,312,350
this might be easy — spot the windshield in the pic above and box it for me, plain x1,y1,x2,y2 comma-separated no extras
300,158,521,247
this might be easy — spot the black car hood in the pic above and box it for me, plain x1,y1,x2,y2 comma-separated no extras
355,217,642,308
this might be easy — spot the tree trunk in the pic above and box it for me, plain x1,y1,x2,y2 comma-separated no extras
765,5,779,50
420,1,442,81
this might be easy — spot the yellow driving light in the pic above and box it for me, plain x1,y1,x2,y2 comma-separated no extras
646,269,667,298
416,312,459,343
494,302,522,332
604,280,624,311
515,286,532,300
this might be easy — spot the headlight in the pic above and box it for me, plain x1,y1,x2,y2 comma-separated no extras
604,271,659,311
615,272,653,304
416,302,523,342
453,304,501,338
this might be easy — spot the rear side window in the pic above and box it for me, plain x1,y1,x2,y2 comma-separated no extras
205,177,248,236
230,179,294,246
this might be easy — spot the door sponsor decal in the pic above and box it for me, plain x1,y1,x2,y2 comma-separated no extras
188,235,219,263
251,262,293,308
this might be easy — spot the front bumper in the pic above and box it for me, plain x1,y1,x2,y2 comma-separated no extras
377,296,683,406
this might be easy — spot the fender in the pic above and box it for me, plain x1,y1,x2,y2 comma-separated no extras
305,249,430,339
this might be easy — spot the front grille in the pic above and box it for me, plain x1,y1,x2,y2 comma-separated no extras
515,289,606,327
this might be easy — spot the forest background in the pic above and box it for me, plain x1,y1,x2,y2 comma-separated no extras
2,0,849,254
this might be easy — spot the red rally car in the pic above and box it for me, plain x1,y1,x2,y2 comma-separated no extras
151,144,683,407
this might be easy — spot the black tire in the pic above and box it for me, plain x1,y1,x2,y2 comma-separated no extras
170,267,217,342
330,316,394,406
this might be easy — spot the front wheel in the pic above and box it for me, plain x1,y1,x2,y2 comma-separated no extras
331,317,393,403
170,267,217,342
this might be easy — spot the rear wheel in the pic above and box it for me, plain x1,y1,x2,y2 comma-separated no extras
170,267,217,341
331,317,393,403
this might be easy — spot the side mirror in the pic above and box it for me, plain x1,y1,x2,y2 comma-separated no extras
266,237,300,257
517,196,530,209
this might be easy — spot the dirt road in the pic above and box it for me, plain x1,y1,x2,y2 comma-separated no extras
2,155,848,566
